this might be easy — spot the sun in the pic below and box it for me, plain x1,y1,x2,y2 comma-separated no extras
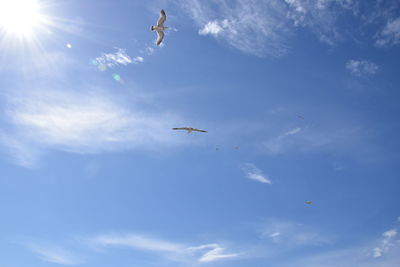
0,0,44,36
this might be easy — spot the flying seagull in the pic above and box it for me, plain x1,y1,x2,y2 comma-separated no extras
172,127,207,133
305,201,313,205
151,9,168,46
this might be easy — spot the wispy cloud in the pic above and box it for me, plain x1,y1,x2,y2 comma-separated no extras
264,127,303,154
133,56,144,63
241,163,272,184
93,234,183,252
188,244,239,262
179,0,290,57
29,245,81,265
178,0,363,56
0,88,185,166
91,233,238,263
284,127,302,136
345,59,379,76
375,17,400,47
94,48,143,70
199,20,228,36
372,229,398,258
283,0,359,45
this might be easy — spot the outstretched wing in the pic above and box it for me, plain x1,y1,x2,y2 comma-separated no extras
193,128,207,133
172,127,189,131
157,9,166,27
156,30,164,46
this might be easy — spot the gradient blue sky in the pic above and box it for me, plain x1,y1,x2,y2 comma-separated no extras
1,0,400,266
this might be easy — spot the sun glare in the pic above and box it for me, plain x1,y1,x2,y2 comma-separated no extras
0,0,44,36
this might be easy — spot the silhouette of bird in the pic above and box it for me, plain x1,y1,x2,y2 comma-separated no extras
172,127,207,133
305,201,313,205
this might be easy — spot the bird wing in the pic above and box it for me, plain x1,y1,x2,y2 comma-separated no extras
156,30,164,46
193,128,207,132
305,201,312,204
157,9,166,27
172,127,189,131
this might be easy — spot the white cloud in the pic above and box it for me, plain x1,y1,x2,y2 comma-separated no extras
91,233,238,264
199,20,228,36
284,127,302,136
93,234,183,252
270,232,281,238
29,245,81,265
372,228,398,258
1,88,186,166
188,244,239,262
94,48,132,69
376,17,400,47
346,59,379,76
180,0,290,57
178,0,364,56
133,56,144,63
241,163,272,184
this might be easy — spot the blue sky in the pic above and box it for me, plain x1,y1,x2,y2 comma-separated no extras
0,0,400,266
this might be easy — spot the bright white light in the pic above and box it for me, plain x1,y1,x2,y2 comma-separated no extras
0,0,44,35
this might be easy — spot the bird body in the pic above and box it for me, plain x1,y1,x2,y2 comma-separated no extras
151,9,168,45
172,127,207,133
305,201,313,205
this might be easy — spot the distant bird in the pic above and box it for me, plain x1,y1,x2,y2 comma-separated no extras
305,201,313,205
298,115,305,120
151,9,168,46
234,146,240,150
172,127,207,133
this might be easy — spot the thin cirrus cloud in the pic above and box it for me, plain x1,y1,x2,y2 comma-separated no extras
28,244,81,265
372,228,398,258
91,233,238,263
178,0,363,56
280,218,400,266
180,0,290,57
375,16,400,47
187,244,239,262
93,48,143,71
345,59,379,77
241,163,272,184
0,88,185,166
264,127,303,154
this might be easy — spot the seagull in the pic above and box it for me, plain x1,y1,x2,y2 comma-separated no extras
305,201,313,205
151,9,168,46
172,127,207,133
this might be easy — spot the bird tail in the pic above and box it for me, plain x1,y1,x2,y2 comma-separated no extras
151,26,154,31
